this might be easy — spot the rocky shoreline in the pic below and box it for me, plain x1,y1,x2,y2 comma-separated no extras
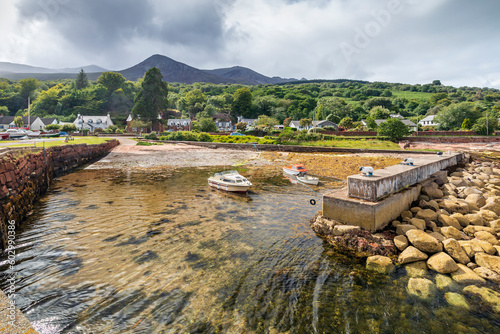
311,159,500,311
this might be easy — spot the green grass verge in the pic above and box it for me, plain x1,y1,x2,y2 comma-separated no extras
4,137,112,148
391,91,433,101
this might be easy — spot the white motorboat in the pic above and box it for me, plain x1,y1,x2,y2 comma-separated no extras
296,173,319,185
282,164,308,175
6,129,28,139
27,131,41,138
208,170,252,192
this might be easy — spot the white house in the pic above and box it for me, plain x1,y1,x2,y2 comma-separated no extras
73,113,114,131
418,115,439,127
0,116,46,130
289,120,338,131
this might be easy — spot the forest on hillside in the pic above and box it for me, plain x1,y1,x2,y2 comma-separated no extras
1,69,499,134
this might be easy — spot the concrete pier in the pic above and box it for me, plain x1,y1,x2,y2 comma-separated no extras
323,153,466,232
348,153,465,202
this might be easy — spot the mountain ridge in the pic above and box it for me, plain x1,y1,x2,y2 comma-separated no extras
0,54,298,85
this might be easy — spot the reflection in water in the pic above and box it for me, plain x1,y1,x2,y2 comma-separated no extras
1,166,499,333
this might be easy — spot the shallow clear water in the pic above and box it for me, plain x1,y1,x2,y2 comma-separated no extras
1,166,500,333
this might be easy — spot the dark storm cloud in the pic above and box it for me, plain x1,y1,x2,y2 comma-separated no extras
14,0,227,53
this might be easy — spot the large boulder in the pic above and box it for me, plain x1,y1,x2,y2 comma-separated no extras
444,292,470,310
451,213,470,227
427,252,459,274
440,226,462,240
366,256,395,274
450,264,486,285
474,267,500,283
465,193,487,208
422,183,444,199
475,231,499,246
407,278,437,300
464,213,484,226
416,209,438,222
438,214,462,230
471,238,496,255
429,232,446,242
482,201,500,216
442,238,470,264
406,230,443,253
396,224,417,235
463,225,496,236
401,210,413,220
479,210,499,223
398,246,428,264
475,253,500,274
464,187,483,196
410,218,426,230
463,286,500,313
435,274,459,291
404,261,428,277
394,235,409,251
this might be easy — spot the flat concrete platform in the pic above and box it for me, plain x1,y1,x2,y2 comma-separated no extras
348,153,464,202
323,184,422,232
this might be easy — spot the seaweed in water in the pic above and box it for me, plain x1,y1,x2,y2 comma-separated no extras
146,229,162,237
103,234,123,242
84,205,99,210
116,235,149,246
133,250,159,264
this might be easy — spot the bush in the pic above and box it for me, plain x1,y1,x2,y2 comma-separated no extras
323,126,337,131
61,124,78,133
94,128,104,133
377,118,411,142
197,132,212,142
45,124,61,131
145,133,158,140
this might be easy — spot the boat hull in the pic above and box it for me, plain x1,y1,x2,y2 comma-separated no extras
0,134,10,140
283,167,301,175
208,178,250,192
297,176,319,185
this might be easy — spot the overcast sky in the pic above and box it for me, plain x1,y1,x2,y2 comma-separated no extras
1,0,499,88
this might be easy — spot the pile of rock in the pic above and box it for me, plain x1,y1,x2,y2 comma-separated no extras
366,161,500,310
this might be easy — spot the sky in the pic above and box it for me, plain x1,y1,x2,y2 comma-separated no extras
0,0,499,88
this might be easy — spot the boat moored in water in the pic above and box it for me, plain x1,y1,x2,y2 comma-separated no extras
208,170,252,192
296,172,319,185
282,164,308,175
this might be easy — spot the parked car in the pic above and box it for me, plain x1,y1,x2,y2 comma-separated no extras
230,132,245,136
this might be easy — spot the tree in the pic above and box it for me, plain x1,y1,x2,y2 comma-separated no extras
14,116,23,128
235,122,247,131
377,117,411,142
364,97,392,111
283,117,292,127
232,87,252,117
461,118,472,130
435,102,481,130
299,118,312,129
338,117,354,129
75,68,89,90
472,116,498,135
429,92,448,105
369,106,391,119
432,80,442,86
194,117,217,133
61,124,77,133
97,72,126,94
132,67,168,130
130,119,151,133
45,124,61,131
365,116,378,130
255,115,279,130
19,78,39,106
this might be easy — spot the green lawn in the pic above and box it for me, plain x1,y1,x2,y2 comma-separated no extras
391,91,433,101
4,137,112,148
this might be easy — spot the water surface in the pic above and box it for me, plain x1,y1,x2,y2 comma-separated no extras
1,166,499,333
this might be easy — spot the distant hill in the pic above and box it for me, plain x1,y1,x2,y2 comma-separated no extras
118,54,234,84
0,54,298,85
203,66,296,85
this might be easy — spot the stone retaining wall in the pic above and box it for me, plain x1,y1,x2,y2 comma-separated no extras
0,140,119,251
406,136,500,144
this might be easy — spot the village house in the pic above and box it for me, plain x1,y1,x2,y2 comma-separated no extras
289,120,338,131
418,115,439,127
0,116,47,130
73,113,114,132
236,117,257,127
214,113,233,132
167,119,192,131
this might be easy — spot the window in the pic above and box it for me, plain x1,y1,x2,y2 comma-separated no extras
97,119,102,124
88,119,93,123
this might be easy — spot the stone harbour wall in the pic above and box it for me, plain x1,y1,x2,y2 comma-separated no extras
0,140,119,251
